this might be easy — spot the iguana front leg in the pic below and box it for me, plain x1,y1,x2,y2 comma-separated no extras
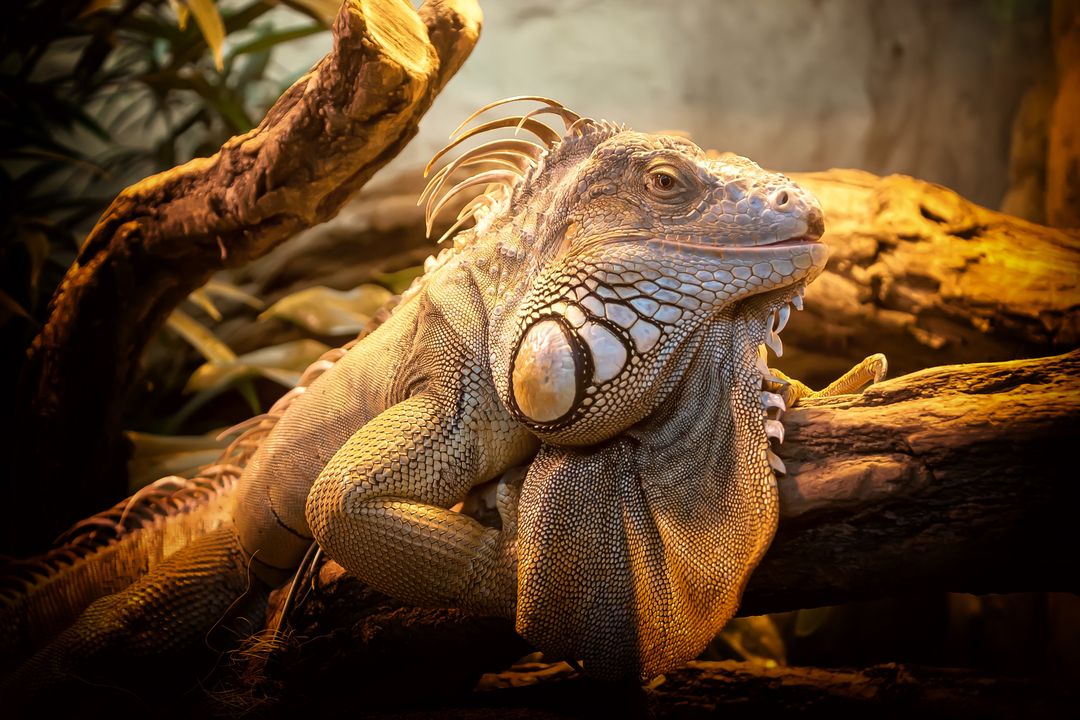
306,388,535,617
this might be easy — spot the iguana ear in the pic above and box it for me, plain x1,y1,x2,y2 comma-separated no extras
514,432,778,682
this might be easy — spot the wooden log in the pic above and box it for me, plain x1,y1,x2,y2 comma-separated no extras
746,348,1080,613
781,170,1080,386
249,656,1078,717
450,660,1074,719
7,0,482,552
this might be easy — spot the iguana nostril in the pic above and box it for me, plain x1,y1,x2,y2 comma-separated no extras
770,189,790,210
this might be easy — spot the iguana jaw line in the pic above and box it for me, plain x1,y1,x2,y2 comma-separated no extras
746,282,807,359
651,234,825,256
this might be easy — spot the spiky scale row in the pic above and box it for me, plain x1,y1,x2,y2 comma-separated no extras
420,97,588,242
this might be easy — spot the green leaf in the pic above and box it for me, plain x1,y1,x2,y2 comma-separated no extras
79,0,121,18
125,430,227,491
166,308,236,363
278,0,342,25
222,1,277,35
0,288,32,325
715,615,786,667
21,227,50,296
228,24,324,58
793,606,833,638
203,279,264,309
5,148,106,177
372,265,424,295
259,284,392,336
182,0,227,70
187,287,222,321
236,377,262,414
137,70,253,132
170,0,191,30
185,338,331,393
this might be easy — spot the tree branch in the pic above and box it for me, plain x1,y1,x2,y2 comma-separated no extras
745,349,1080,613
7,0,482,552
781,170,1080,386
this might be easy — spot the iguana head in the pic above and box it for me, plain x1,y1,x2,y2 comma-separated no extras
422,98,827,680
423,97,825,446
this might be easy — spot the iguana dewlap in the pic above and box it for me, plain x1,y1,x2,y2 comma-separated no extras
5,97,887,689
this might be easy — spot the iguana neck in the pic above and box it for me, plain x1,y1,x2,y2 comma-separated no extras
632,299,779,527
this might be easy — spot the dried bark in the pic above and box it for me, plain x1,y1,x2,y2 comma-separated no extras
7,0,482,552
459,660,1074,719
780,170,1080,387
243,656,1077,718
1048,0,1080,228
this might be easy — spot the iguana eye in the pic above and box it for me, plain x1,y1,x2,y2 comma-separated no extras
645,166,688,201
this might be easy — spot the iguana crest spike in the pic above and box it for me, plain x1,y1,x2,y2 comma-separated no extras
422,97,624,242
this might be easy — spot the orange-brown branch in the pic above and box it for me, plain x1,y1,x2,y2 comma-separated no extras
8,0,482,553
781,170,1080,387
244,352,1078,708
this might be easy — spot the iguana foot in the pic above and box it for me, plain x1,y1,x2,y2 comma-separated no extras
767,352,889,408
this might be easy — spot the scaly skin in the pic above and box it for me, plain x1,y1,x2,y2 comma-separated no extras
5,97,885,693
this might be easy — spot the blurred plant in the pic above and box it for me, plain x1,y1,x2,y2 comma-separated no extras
258,283,392,335
708,615,787,667
132,278,392,490
166,281,392,423
0,0,339,438
126,428,227,489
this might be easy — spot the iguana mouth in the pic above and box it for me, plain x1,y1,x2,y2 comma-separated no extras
653,206,824,251
650,234,826,256
768,234,820,246
753,283,805,356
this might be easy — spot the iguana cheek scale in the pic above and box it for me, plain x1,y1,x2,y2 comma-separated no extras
4,97,887,691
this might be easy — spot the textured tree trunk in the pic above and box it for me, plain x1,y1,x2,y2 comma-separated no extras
459,660,1074,719
781,169,1080,388
747,349,1080,613
1047,0,1080,228
250,653,1077,718
6,0,482,553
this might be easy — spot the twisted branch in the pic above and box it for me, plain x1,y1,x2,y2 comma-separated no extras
7,0,482,552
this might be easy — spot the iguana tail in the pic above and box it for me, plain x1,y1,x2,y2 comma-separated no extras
0,462,241,672
3,526,266,702
0,335,367,673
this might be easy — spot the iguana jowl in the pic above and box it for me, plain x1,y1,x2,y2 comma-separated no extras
6,97,885,687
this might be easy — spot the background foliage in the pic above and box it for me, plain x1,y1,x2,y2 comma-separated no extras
0,0,339,447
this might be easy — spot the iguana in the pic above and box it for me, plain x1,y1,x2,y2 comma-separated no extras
2,97,886,693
